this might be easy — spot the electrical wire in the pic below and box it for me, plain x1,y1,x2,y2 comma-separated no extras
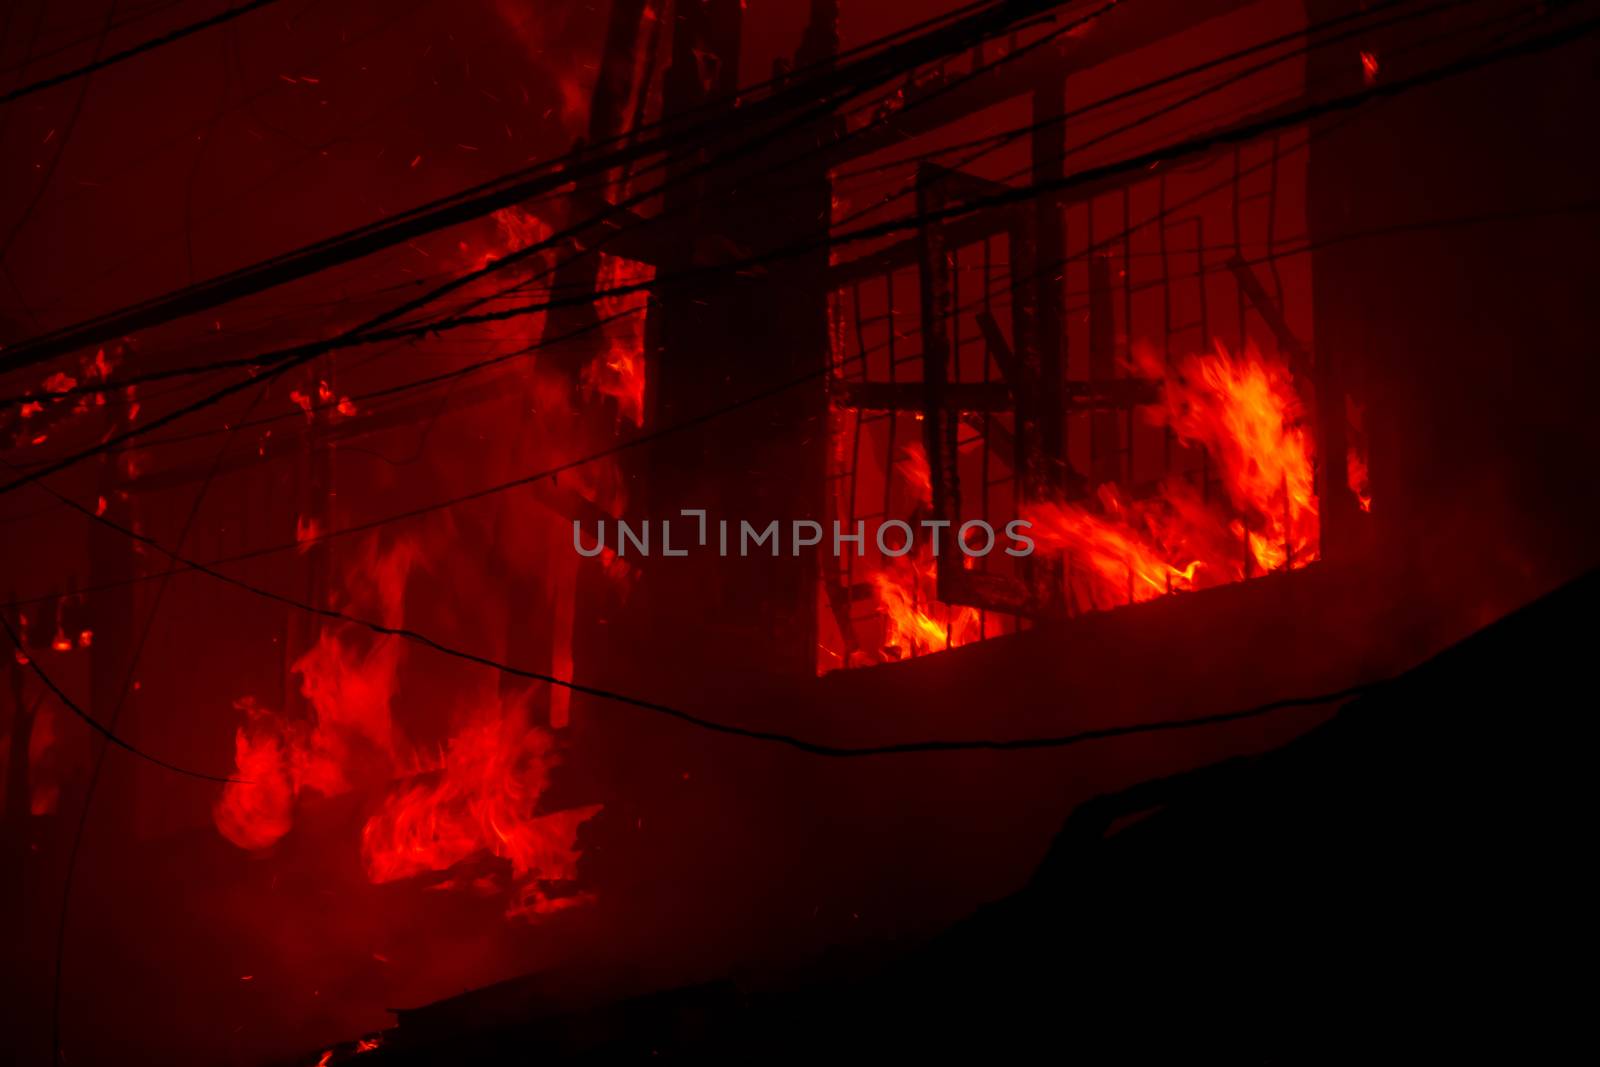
0,0,1105,371
0,0,1129,496
0,611,239,781
3,5,1592,744
6,0,1428,413
46,379,269,1067
6,12,1587,563
6,0,1551,419
20,462,1384,759
0,0,285,106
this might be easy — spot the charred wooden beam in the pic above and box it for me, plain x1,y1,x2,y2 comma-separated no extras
1227,254,1313,377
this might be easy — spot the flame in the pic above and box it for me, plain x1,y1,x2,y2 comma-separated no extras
1028,340,1319,613
213,538,600,919
583,254,652,427
1345,394,1372,513
360,693,600,918
852,441,975,663
1152,340,1318,573
584,337,646,428
898,442,933,508
477,207,549,271
872,552,978,658
1031,486,1202,611
0,704,67,816
295,516,324,552
1347,449,1372,513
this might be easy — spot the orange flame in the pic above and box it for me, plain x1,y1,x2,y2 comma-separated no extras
1029,340,1319,613
1031,486,1202,611
872,552,978,658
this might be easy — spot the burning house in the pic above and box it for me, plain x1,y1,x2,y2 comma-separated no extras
0,0,1596,1062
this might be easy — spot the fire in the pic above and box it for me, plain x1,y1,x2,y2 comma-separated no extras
476,207,550,272
844,441,982,662
1346,394,1372,513
1347,449,1372,513
898,442,932,504
0,704,66,816
213,537,599,919
1030,340,1320,612
295,515,323,551
584,253,652,427
360,693,600,918
5,344,124,450
872,551,979,658
584,336,646,428
1031,487,1202,611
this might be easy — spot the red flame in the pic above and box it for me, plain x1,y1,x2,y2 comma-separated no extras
213,538,599,918
871,551,979,658
360,694,600,918
295,516,324,552
898,442,933,506
1346,394,1372,513
1031,486,1203,611
584,254,652,427
1029,340,1320,612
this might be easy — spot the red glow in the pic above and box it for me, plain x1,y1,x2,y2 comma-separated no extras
872,552,980,658
1346,394,1373,513
1030,340,1320,612
213,539,599,918
360,695,600,919
585,254,653,427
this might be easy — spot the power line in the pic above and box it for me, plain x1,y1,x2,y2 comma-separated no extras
7,43,1587,753
0,0,187,79
0,0,1451,431
0,0,286,106
0,1,1120,494
1,0,1175,410
0,611,239,782
11,0,1405,417
5,0,1590,505
0,2,118,264
46,377,271,1067
4,191,1586,620
3,4,1587,575
0,0,1104,371
20,460,1383,758
329,8,1600,362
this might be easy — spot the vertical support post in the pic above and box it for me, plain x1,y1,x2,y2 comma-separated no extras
1030,69,1068,497
1088,253,1119,486
915,166,960,604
